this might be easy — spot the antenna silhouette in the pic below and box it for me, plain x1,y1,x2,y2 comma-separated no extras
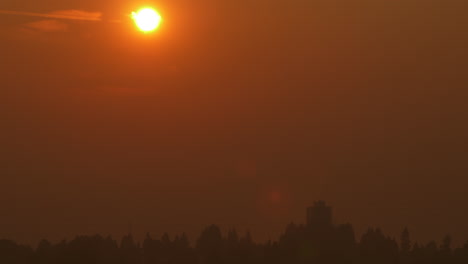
128,220,133,235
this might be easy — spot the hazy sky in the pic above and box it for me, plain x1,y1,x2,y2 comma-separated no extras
1,0,468,246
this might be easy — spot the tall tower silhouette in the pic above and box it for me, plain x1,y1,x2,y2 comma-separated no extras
306,200,332,228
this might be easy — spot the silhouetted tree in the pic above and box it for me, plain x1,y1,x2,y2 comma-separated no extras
238,231,257,264
333,223,357,264
196,225,223,264
400,227,411,264
0,203,467,264
120,234,141,264
439,235,453,264
0,239,33,264
453,241,468,264
142,233,159,264
35,240,52,264
401,228,411,254
171,233,195,264
359,228,398,264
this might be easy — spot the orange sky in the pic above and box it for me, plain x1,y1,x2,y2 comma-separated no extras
1,0,468,246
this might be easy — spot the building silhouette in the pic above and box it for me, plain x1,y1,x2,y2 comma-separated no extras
306,200,332,228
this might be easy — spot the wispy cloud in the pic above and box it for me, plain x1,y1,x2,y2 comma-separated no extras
23,19,68,32
48,10,102,21
0,9,102,21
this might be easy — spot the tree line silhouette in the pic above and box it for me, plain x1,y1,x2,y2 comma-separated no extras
1,201,467,264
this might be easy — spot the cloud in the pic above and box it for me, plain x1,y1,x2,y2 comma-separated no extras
0,9,102,21
48,10,102,21
18,9,102,33
23,19,68,33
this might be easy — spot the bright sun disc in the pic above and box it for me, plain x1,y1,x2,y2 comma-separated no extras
132,8,161,32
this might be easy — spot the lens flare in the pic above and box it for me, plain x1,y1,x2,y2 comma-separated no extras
132,8,161,32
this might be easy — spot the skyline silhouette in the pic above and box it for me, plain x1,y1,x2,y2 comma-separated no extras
1,202,467,264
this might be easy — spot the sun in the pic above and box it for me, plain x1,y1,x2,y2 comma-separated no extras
132,8,162,32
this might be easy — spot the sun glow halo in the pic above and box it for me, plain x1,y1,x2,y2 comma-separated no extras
132,8,161,32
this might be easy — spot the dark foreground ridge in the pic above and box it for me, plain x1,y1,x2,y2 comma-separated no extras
1,201,467,264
